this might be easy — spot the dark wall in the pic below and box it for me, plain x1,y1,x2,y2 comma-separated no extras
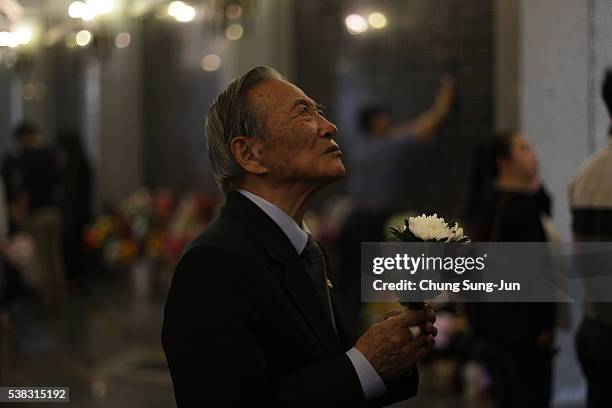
141,17,220,194
0,45,83,153
295,0,494,217
49,45,84,136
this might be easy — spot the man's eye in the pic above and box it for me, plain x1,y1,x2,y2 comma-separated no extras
301,106,309,114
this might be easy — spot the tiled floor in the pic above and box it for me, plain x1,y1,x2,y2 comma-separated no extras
1,267,175,408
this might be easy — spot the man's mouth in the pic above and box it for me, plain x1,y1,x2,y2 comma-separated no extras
324,145,342,155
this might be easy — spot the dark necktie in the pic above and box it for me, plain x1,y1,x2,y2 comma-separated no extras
300,235,337,334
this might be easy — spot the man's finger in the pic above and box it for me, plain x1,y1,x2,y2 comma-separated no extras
426,335,435,348
384,309,403,320
396,310,427,328
400,331,428,355
414,346,429,361
410,328,429,345
424,322,437,336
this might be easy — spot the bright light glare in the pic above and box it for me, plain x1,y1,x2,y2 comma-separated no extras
345,14,368,35
175,5,195,22
80,4,96,21
0,31,10,47
88,0,114,15
7,32,19,48
76,30,92,47
225,24,243,40
15,28,33,45
167,1,185,17
368,12,387,29
201,54,221,71
68,1,86,18
168,1,196,22
115,32,131,48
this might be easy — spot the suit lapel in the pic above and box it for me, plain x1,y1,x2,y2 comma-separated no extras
320,246,358,348
281,255,342,356
223,191,342,356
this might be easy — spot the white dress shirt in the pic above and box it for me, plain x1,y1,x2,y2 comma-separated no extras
237,189,387,400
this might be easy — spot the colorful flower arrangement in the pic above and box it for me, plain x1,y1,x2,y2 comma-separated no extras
84,188,221,269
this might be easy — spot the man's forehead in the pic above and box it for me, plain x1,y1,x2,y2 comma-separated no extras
248,79,313,109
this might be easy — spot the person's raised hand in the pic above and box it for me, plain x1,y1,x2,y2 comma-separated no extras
433,75,456,114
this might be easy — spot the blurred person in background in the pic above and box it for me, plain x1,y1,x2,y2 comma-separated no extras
2,123,31,234
569,68,612,408
347,76,455,212
336,76,455,331
56,131,93,285
1,122,65,313
2,123,37,306
471,132,553,241
465,131,556,408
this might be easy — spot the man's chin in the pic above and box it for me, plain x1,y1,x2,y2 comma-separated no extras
323,164,346,182
330,157,346,173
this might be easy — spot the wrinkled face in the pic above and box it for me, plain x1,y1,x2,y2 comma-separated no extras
508,133,539,181
249,79,345,184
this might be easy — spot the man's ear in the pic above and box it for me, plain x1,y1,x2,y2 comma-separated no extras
230,136,268,175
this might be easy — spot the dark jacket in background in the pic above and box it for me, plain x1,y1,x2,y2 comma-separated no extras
467,186,555,408
471,187,555,348
2,147,59,213
21,147,60,211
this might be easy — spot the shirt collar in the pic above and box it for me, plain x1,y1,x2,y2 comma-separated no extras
237,189,309,254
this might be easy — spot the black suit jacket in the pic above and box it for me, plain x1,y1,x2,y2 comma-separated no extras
162,191,418,407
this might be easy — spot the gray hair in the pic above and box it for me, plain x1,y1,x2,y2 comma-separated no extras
205,66,285,194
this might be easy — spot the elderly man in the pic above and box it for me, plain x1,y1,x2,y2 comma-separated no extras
162,66,436,407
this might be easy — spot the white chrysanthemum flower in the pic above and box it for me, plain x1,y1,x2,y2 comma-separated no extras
408,213,468,242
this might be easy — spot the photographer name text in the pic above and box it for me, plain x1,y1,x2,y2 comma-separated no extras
373,279,521,293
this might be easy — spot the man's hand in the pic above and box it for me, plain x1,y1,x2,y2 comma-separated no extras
355,309,436,381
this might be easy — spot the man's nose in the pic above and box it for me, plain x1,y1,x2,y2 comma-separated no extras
320,118,338,140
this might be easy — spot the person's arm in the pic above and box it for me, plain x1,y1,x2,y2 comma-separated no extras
346,347,421,406
346,347,387,399
162,246,367,408
389,75,455,143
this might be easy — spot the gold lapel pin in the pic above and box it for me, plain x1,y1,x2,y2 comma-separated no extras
326,278,333,289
